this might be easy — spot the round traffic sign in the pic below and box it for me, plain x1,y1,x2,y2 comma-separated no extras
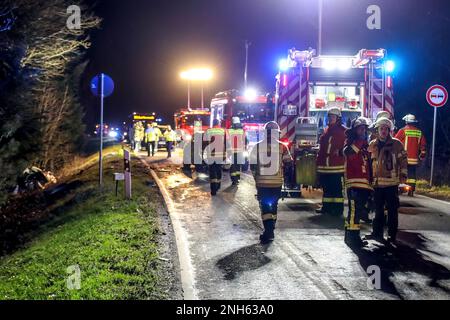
90,73,114,97
426,84,448,108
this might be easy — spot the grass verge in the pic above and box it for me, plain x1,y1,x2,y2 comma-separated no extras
0,147,168,299
416,179,450,202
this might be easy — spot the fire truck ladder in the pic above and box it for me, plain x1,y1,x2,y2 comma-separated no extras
368,60,385,118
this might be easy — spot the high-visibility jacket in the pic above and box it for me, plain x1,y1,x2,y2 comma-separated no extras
317,123,346,174
344,139,373,191
395,125,426,165
154,127,162,139
134,126,144,141
368,136,408,188
227,127,246,153
205,126,226,160
144,128,157,142
164,130,177,142
250,141,291,188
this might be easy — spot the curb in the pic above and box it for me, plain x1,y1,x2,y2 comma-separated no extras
140,159,198,300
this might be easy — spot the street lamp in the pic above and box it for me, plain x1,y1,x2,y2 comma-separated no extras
180,68,213,109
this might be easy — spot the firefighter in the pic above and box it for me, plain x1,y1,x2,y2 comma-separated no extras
205,119,226,196
152,122,162,153
163,125,177,158
134,121,144,152
144,123,157,157
344,117,373,247
250,121,292,244
366,117,408,244
369,111,393,141
316,107,347,216
395,114,427,197
227,117,247,185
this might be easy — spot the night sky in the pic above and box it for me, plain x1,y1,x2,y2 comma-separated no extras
82,0,450,143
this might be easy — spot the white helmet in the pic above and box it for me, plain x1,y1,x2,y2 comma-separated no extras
352,117,371,129
402,114,418,123
264,121,281,132
376,111,392,121
327,107,342,117
374,117,394,130
232,116,241,125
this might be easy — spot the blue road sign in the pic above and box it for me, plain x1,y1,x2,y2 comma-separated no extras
90,73,114,97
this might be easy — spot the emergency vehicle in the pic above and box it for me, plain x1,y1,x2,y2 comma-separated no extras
210,90,275,145
275,48,395,196
174,108,211,141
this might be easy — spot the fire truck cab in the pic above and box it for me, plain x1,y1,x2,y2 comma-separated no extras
210,90,275,145
174,108,210,141
276,48,395,197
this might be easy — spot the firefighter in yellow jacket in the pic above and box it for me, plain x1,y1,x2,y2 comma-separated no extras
250,121,292,244
205,119,226,196
366,117,408,244
227,117,247,185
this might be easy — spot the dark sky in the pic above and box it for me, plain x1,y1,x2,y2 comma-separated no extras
82,0,450,144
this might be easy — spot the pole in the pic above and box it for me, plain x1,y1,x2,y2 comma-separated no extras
244,40,250,90
201,82,204,109
99,73,104,187
318,0,323,56
187,81,191,110
430,106,437,186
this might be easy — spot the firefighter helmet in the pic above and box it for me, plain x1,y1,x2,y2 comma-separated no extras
402,114,418,123
352,117,371,129
327,107,342,117
375,111,392,121
232,116,241,124
374,117,394,130
264,121,281,132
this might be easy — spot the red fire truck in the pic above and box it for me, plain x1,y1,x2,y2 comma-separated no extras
210,90,275,145
275,48,395,197
174,108,211,141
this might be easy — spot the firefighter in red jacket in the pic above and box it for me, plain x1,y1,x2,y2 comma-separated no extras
316,107,347,216
344,117,373,247
395,114,426,197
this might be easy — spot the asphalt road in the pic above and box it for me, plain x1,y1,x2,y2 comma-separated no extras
143,150,450,300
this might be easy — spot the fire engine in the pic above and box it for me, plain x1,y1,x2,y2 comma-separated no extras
275,48,395,197
210,89,275,145
174,107,211,141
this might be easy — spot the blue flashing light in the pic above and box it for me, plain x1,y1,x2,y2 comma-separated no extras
385,60,395,73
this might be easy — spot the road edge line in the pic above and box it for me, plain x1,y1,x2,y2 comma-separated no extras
141,160,198,300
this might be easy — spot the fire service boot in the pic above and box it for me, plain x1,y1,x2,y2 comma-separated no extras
260,220,275,244
345,230,367,248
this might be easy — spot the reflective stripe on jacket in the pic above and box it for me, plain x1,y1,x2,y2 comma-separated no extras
368,136,408,187
227,128,246,153
344,139,373,191
317,123,346,173
395,125,426,165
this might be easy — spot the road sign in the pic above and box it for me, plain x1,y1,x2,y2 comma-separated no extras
426,84,448,187
426,84,448,108
90,73,114,188
90,73,114,97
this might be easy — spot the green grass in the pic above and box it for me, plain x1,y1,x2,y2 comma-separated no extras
416,179,450,202
0,152,166,300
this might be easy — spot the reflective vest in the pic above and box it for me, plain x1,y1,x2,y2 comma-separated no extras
145,128,157,142
205,126,226,160
251,141,290,188
368,136,408,187
164,130,177,142
317,123,346,174
344,139,373,191
395,125,426,165
227,128,246,153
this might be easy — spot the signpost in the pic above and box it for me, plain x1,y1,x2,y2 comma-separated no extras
91,73,114,187
426,84,448,186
